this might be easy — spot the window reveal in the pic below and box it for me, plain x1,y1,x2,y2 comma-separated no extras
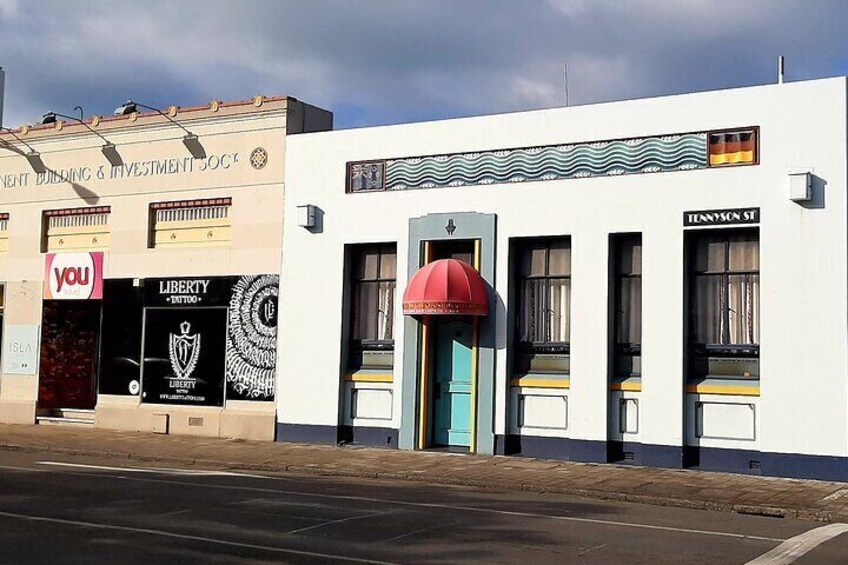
42,206,111,253
514,238,571,375
612,234,642,378
149,198,232,249
349,244,397,371
688,230,759,379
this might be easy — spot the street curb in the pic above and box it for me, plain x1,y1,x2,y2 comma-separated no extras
0,441,836,523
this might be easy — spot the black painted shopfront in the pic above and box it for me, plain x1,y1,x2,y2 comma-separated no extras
98,275,279,407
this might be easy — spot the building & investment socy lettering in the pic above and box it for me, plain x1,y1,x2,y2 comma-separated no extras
0,152,240,189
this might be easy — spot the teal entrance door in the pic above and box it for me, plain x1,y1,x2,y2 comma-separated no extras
432,320,473,447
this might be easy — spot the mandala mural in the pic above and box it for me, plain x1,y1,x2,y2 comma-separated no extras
225,274,279,400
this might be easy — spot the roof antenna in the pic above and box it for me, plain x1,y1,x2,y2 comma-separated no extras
778,55,785,84
563,63,570,107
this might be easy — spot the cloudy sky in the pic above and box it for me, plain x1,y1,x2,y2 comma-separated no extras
1,0,847,129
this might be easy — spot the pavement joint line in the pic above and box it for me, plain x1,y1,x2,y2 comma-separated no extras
0,461,787,543
0,510,400,565
0,439,844,524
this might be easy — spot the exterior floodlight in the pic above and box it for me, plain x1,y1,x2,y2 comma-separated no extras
114,99,206,159
113,101,138,116
38,112,60,125
0,126,46,173
39,107,123,166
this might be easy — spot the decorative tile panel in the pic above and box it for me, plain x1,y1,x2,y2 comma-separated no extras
347,131,729,192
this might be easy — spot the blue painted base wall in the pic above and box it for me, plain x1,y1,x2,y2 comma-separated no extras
276,423,339,445
692,446,848,481
339,426,399,449
276,423,399,449
495,435,848,481
494,435,607,462
278,426,848,481
608,441,683,469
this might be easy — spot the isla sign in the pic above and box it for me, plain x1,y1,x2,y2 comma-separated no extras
44,252,105,300
683,207,760,227
2,325,40,375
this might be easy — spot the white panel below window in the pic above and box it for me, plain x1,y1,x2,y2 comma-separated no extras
619,398,639,434
352,388,393,421
519,394,567,430
697,402,755,440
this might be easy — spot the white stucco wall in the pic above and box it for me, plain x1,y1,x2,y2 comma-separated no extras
279,77,848,458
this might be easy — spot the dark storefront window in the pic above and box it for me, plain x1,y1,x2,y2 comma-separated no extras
688,229,759,379
348,244,396,371
514,238,571,376
99,280,144,396
612,234,642,378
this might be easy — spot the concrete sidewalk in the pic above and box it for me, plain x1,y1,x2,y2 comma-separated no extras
1,423,847,522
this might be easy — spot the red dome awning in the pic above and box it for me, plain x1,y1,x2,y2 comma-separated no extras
402,258,489,316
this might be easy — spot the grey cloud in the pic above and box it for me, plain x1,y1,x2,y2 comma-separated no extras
0,0,846,129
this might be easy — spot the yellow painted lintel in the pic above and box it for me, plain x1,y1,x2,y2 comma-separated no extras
686,384,760,396
610,381,642,392
344,373,394,383
510,377,570,389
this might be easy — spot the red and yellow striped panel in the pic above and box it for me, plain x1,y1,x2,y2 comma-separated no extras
709,130,757,166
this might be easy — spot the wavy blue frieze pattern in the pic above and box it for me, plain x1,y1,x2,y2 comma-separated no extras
383,133,707,191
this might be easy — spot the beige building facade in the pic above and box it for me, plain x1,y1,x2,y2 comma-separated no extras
0,95,331,440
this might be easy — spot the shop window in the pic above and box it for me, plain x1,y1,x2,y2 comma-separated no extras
98,279,143,397
0,213,8,253
42,207,111,253
149,198,232,249
348,244,396,371
687,229,759,379
513,237,571,376
612,234,642,378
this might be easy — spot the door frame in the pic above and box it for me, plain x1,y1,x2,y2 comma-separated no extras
402,212,496,455
37,298,103,411
415,238,482,452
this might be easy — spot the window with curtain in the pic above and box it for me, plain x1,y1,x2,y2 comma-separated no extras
514,238,571,375
613,234,642,378
688,230,759,379
349,244,397,370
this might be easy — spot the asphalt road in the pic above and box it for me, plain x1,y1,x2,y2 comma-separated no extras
0,451,846,564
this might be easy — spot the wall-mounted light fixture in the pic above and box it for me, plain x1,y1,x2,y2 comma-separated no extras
113,100,206,159
297,204,317,228
39,106,123,166
789,170,812,203
0,126,46,173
